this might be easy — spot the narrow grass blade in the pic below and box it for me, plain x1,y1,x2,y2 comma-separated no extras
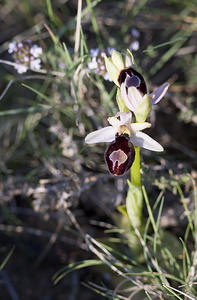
0,247,14,270
53,260,103,284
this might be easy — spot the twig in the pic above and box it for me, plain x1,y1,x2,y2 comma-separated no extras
89,219,115,229
74,0,82,55
0,224,86,250
0,59,65,77
85,234,139,285
163,284,196,300
85,234,158,297
83,282,128,300
60,193,86,240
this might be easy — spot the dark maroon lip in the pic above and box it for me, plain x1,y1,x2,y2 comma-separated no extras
118,67,147,95
104,134,135,176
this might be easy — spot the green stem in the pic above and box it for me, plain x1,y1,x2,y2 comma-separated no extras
130,146,141,187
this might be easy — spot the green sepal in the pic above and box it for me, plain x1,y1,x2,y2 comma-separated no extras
134,94,152,122
104,56,120,86
117,204,127,216
111,50,124,71
126,49,135,65
116,88,129,113
126,180,143,229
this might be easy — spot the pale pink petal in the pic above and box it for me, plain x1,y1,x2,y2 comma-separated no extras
150,82,169,105
85,126,116,144
130,132,163,152
130,122,151,132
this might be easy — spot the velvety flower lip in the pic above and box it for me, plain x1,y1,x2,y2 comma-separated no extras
85,111,163,152
105,135,135,176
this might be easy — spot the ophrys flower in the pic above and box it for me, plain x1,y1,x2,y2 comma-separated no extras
85,111,163,176
104,50,169,121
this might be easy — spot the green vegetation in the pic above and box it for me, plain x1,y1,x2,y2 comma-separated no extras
0,0,197,299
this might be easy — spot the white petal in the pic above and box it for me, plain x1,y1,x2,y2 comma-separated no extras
115,111,132,126
130,132,163,152
150,82,170,105
85,126,115,144
108,116,120,128
130,122,151,132
120,83,136,111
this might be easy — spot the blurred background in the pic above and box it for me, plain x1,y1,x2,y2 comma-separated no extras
0,0,197,299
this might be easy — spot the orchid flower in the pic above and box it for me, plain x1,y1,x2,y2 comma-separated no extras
85,111,163,176
119,68,169,111
104,50,169,121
